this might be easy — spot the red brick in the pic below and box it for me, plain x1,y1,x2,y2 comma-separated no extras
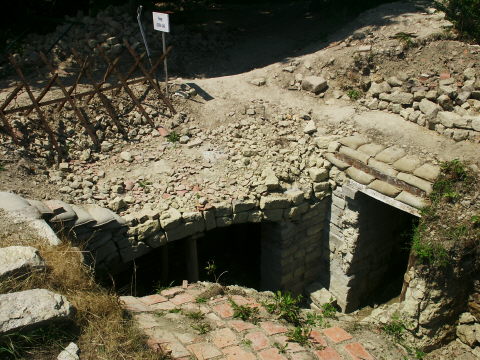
211,328,239,348
323,327,353,343
271,335,305,353
259,347,288,360
161,341,191,358
213,302,235,318
161,287,183,298
260,321,288,335
222,345,256,360
229,320,256,332
309,330,327,346
119,296,149,312
170,293,195,305
150,300,176,311
187,342,223,359
315,347,343,360
344,342,375,360
245,331,270,350
140,294,168,305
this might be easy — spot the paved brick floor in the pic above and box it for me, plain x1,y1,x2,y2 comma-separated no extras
121,283,376,360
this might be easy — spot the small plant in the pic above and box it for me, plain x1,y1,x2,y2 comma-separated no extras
184,310,204,321
155,280,175,294
287,326,311,346
383,312,407,341
305,312,329,328
320,302,337,319
392,32,416,47
191,322,211,334
0,163,5,171
196,297,207,303
166,131,180,143
204,260,227,283
265,291,303,325
471,215,480,228
229,299,260,324
411,225,449,266
155,311,166,317
169,308,181,314
346,89,361,100
273,342,288,354
137,180,152,189
241,339,252,347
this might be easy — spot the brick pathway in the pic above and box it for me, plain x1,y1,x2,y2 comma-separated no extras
121,283,376,360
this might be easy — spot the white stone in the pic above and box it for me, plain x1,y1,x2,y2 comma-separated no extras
120,151,133,162
303,120,317,134
57,342,80,360
0,289,74,333
301,76,328,94
0,246,45,280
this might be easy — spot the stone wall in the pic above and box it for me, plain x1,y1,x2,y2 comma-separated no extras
323,183,419,312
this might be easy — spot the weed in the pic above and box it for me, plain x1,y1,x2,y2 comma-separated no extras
155,280,175,294
287,326,311,346
229,299,260,324
320,302,337,319
412,227,449,266
392,32,417,47
191,322,211,334
137,180,152,188
0,163,5,171
383,312,407,341
155,311,166,317
305,312,329,328
273,342,288,354
196,297,207,303
434,0,480,42
166,131,180,143
184,310,204,321
241,339,252,347
471,215,480,227
265,291,303,325
205,260,227,283
346,89,361,100
169,308,182,313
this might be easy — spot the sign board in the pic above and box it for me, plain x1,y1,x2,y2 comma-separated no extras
153,12,170,33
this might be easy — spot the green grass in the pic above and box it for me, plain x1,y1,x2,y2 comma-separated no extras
195,297,207,303
320,302,337,319
184,310,204,321
0,163,5,171
273,342,288,354
434,0,480,42
191,322,211,334
392,32,417,47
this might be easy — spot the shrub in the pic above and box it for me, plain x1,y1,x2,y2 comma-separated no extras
434,0,480,42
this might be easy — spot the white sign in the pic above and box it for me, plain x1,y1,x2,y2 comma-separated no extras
153,12,170,33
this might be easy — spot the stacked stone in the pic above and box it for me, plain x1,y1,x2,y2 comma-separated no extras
362,70,480,142
325,135,440,210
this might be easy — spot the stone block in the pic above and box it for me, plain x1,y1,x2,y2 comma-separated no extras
0,246,45,281
413,163,440,181
332,195,346,209
0,289,74,333
203,209,216,230
375,146,406,164
419,98,441,118
338,136,369,150
233,211,250,224
232,200,256,213
285,189,305,205
144,232,167,248
159,208,182,230
437,111,465,128
136,219,161,241
313,182,330,192
247,210,263,223
367,158,398,177
216,216,233,227
260,195,290,209
324,153,350,170
389,91,413,105
213,202,233,217
368,180,401,197
393,156,422,173
302,76,328,93
345,167,375,185
357,143,385,157
308,167,329,182
395,191,427,209
263,209,283,222
339,146,370,164
397,173,433,194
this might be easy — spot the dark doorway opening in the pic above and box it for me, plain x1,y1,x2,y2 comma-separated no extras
353,192,419,310
111,223,262,296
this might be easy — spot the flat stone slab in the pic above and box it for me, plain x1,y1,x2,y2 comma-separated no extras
0,246,46,280
0,289,74,334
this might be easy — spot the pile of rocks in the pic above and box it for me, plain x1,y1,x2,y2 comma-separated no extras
360,70,480,142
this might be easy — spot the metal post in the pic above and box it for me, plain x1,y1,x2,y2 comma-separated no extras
162,32,169,98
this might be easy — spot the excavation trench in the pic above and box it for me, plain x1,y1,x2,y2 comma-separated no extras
109,184,419,315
